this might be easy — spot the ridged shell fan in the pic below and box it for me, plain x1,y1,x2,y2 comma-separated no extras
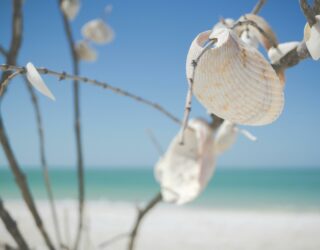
186,28,284,126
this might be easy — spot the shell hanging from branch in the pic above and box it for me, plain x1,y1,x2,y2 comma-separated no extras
60,0,80,21
214,120,257,155
75,40,97,62
26,62,55,100
268,41,300,64
235,14,278,50
81,19,114,44
304,15,320,60
155,119,215,205
240,30,259,48
186,28,284,126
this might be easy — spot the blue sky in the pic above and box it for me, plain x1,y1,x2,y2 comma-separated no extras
0,0,319,168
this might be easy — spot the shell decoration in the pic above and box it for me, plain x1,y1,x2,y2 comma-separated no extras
212,18,235,32
186,28,284,126
60,0,80,21
235,14,278,50
214,120,257,155
268,41,300,64
26,62,55,101
304,15,320,60
81,19,114,44
75,40,97,62
155,119,215,205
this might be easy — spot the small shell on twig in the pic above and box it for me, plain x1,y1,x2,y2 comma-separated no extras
304,15,320,60
155,119,215,205
186,28,284,126
26,63,55,100
60,0,80,21
268,41,300,64
75,41,97,62
235,14,278,50
212,18,235,31
214,120,256,155
81,19,114,44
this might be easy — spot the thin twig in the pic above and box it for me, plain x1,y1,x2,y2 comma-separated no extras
0,1,56,250
98,233,129,249
57,1,84,249
127,192,162,250
0,198,30,250
315,0,320,14
25,77,63,248
180,38,217,144
145,129,164,155
0,64,181,125
0,70,22,96
251,0,267,14
300,0,317,26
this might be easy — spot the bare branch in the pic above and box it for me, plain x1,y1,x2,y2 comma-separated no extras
180,38,217,144
0,1,56,250
127,193,162,250
25,78,63,248
0,198,30,250
251,0,267,14
315,0,320,14
57,2,84,249
0,64,181,125
300,0,317,26
98,233,129,249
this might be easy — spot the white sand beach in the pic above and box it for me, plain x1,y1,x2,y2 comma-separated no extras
1,200,320,250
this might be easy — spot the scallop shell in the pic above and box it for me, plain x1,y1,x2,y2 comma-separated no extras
155,119,215,205
268,41,300,64
214,120,237,155
240,30,259,49
304,15,320,60
26,62,55,101
60,0,80,21
186,28,284,126
81,19,114,44
235,14,277,50
75,41,97,62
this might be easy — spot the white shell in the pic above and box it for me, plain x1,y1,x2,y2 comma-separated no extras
236,14,277,50
268,42,300,64
214,120,237,155
81,19,114,44
212,18,235,31
60,0,80,21
186,28,284,126
155,119,215,205
240,30,259,49
304,15,320,60
26,62,55,101
75,41,97,62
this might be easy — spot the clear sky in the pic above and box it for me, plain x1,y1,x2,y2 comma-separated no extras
0,0,319,168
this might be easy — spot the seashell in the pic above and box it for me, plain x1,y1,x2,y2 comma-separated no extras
155,119,215,205
60,0,80,21
240,30,259,49
81,19,114,44
186,28,284,126
268,41,300,64
304,15,320,60
26,62,55,101
75,40,97,62
214,120,257,155
212,18,235,31
235,14,277,50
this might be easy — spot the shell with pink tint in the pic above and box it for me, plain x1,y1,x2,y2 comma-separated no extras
304,15,320,60
186,28,284,126
155,119,215,205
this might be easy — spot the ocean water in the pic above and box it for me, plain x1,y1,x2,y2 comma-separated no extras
0,167,320,211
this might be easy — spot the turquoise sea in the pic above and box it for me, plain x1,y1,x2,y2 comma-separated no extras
0,167,320,211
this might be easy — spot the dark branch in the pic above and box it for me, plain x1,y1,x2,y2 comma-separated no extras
300,0,317,26
127,193,162,250
0,198,30,250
